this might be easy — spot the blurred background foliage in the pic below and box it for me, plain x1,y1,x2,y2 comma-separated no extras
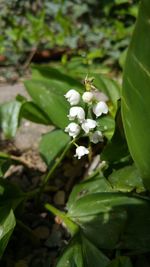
0,0,139,75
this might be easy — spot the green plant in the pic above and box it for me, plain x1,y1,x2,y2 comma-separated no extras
0,0,138,70
0,1,150,266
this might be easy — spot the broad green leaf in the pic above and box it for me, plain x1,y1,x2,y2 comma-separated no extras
67,192,150,250
67,176,113,211
20,101,51,125
68,193,128,249
0,207,16,258
56,234,109,267
107,256,133,267
31,65,84,91
24,79,69,129
108,165,145,193
121,0,150,189
0,100,22,138
39,129,70,166
82,235,110,267
56,235,83,267
0,180,24,258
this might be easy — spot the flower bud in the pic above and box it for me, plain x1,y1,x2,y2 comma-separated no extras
81,119,97,134
65,122,80,138
82,92,93,103
90,130,103,144
64,89,80,105
74,146,89,159
93,101,108,117
68,107,85,122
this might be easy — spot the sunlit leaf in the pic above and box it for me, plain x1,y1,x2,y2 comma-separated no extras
67,176,113,211
0,100,22,138
24,79,69,129
0,207,16,259
121,0,150,189
67,192,150,250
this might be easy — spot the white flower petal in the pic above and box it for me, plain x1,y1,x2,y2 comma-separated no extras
81,119,97,134
68,107,85,122
93,101,108,117
64,89,80,105
90,130,103,144
74,146,89,159
82,92,93,103
65,122,80,138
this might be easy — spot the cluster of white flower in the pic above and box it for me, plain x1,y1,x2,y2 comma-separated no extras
64,88,108,159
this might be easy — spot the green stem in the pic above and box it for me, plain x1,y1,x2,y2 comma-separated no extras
42,141,73,186
45,203,79,236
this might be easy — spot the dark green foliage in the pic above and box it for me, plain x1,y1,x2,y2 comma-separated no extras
0,0,138,67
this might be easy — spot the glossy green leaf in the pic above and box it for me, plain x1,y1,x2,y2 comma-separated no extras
31,65,84,91
56,234,109,267
24,79,69,129
121,0,150,189
56,235,83,267
39,129,70,166
20,101,51,125
0,180,24,258
107,256,133,267
0,100,22,138
108,165,145,193
68,193,127,249
0,207,16,258
81,235,110,267
67,176,113,211
67,192,150,250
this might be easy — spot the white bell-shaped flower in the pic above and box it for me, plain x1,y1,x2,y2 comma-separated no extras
93,101,108,117
82,92,93,103
74,146,89,159
64,89,80,106
65,122,80,138
68,107,85,122
81,119,97,134
90,130,103,144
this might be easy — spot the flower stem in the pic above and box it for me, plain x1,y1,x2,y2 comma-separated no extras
42,141,72,186
45,203,79,236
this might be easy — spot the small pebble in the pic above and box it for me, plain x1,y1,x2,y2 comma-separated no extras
53,190,65,205
33,226,50,239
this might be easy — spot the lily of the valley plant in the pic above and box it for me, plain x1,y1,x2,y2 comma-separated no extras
64,83,109,159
